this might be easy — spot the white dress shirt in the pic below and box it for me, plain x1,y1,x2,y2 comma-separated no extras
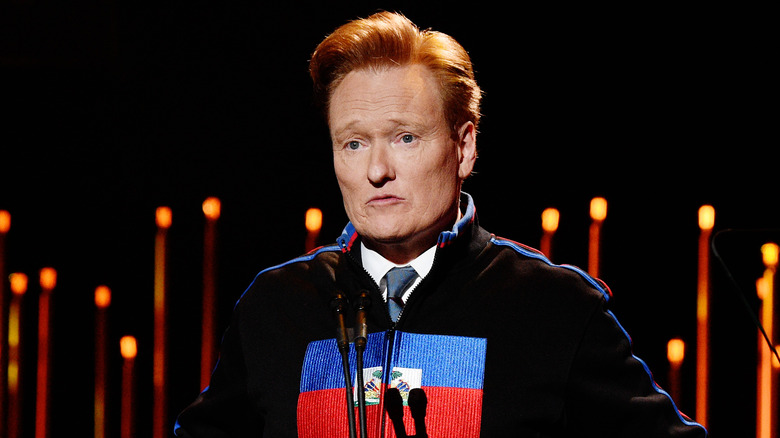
360,243,436,303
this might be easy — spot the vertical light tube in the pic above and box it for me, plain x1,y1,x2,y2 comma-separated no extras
588,197,607,277
120,336,137,438
201,197,220,390
540,208,559,260
696,204,714,428
154,206,171,438
36,267,56,438
305,208,323,253
94,285,111,438
0,210,10,437
8,272,27,438
757,243,777,438
667,338,685,405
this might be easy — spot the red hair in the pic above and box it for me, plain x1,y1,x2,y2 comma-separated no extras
309,11,482,136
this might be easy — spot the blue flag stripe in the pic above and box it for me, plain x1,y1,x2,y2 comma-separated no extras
300,331,487,392
391,331,487,389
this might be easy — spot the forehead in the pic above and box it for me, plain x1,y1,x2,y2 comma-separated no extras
328,65,444,132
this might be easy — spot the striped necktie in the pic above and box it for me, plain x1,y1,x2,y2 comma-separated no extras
385,266,418,322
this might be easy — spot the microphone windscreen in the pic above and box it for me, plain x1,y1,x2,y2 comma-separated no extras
408,388,427,419
385,387,404,418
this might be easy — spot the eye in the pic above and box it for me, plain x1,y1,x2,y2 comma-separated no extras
401,134,415,144
346,140,362,150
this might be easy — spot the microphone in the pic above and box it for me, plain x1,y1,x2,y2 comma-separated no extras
408,388,428,438
354,290,370,346
384,387,428,438
354,290,371,438
384,387,408,438
331,292,357,438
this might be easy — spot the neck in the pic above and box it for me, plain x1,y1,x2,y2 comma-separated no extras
363,205,463,265
363,238,431,265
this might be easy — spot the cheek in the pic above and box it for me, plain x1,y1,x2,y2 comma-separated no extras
419,152,460,190
333,160,362,214
411,166,460,214
334,170,353,201
333,155,352,190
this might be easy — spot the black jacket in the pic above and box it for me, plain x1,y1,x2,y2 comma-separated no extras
175,194,706,437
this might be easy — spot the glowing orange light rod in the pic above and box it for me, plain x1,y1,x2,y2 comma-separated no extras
305,207,323,252
0,210,9,437
0,210,8,234
696,204,714,428
667,338,685,405
8,272,27,438
120,335,137,438
94,285,111,438
756,276,768,438
540,208,559,260
35,268,56,438
757,242,777,438
588,197,607,277
201,197,221,390
154,206,171,438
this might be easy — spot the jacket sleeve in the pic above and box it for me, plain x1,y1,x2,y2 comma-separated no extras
563,296,707,437
174,298,262,437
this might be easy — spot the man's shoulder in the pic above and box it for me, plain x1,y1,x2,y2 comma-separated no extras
486,235,611,302
256,244,343,278
237,245,344,303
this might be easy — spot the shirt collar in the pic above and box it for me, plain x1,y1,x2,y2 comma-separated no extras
360,243,436,287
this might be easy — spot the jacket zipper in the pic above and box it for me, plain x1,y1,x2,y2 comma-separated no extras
342,240,442,437
393,249,440,326
380,329,395,438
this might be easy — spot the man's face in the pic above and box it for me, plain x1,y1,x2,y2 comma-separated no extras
329,64,476,262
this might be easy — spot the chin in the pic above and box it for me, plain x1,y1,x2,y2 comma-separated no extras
363,230,408,245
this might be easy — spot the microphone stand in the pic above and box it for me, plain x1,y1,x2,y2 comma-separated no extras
331,292,357,438
354,291,371,438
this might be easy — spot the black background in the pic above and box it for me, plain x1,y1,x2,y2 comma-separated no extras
1,2,776,436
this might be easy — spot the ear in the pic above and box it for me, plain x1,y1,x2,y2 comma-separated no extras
456,121,477,179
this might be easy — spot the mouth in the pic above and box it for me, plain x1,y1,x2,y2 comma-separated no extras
367,194,404,206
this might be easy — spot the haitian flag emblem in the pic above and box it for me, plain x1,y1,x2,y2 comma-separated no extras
297,331,487,437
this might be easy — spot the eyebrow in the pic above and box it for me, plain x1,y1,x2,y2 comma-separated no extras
332,117,431,140
330,120,361,143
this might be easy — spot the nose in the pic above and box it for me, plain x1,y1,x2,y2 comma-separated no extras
367,144,395,186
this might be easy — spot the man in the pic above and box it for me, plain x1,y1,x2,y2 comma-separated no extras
175,12,707,437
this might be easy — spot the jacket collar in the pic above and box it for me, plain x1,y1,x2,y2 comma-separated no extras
336,192,477,254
